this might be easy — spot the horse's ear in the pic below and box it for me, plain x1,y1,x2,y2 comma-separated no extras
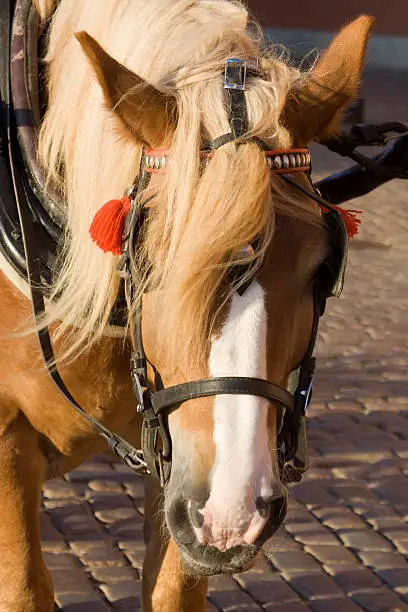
75,31,177,147
282,15,374,145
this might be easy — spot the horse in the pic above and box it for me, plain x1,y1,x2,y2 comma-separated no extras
0,0,372,610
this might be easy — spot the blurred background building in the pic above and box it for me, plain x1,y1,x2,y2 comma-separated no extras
248,1,408,70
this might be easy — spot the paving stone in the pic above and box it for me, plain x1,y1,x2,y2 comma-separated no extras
304,545,357,565
326,564,385,593
40,512,69,552
43,552,80,570
234,572,302,605
54,592,110,611
111,462,143,477
107,519,144,538
208,575,241,592
285,519,326,534
395,541,408,555
264,533,303,554
330,483,382,504
69,538,114,555
310,598,363,612
287,570,346,599
94,506,141,524
117,540,145,554
373,483,408,506
268,551,323,573
352,588,408,611
90,566,139,583
99,580,141,603
79,543,128,567
112,599,142,612
66,469,119,483
293,530,341,547
339,529,394,551
355,505,405,530
376,568,408,591
51,568,95,594
395,505,408,520
292,484,340,506
379,527,408,544
208,589,263,610
303,468,334,480
263,604,313,611
123,480,145,499
358,551,408,569
49,502,103,537
312,506,367,530
312,452,393,468
88,479,125,493
42,480,86,500
82,460,116,470
88,491,134,507
332,466,372,480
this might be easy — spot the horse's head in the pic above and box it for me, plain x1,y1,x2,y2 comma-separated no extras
76,13,372,575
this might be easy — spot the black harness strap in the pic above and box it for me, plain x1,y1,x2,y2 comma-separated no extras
208,60,268,153
149,377,294,416
278,287,320,483
9,122,149,473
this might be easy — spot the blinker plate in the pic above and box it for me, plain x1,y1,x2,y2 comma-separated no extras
323,208,349,298
224,58,247,91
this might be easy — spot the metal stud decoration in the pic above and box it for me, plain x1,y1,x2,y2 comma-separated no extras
143,148,311,174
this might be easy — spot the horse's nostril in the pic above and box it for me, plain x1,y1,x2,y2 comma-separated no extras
256,491,286,518
256,496,272,518
270,495,287,523
255,495,287,547
188,499,204,528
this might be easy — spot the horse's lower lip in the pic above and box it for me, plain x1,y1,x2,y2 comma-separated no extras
180,546,260,576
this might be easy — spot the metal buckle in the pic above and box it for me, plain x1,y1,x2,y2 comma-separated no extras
224,58,246,91
124,448,150,474
130,362,145,412
299,375,313,414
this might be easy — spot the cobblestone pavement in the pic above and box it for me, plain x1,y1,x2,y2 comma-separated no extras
42,70,408,611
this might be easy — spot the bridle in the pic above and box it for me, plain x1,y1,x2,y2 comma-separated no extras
15,58,348,487
119,172,344,486
113,58,348,486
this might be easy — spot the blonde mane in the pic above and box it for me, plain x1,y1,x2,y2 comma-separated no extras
35,0,303,369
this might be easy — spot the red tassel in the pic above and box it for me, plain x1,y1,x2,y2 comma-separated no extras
89,195,131,255
321,205,362,240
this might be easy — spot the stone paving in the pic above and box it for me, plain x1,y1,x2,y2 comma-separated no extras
42,69,408,611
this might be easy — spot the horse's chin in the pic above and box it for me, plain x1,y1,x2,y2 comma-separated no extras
178,543,261,577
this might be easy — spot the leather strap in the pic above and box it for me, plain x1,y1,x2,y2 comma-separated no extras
209,133,269,151
8,114,149,474
150,376,294,415
281,174,348,298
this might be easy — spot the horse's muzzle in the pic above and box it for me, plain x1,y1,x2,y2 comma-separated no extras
166,494,287,575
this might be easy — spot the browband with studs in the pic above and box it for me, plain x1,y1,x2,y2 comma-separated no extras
143,147,311,175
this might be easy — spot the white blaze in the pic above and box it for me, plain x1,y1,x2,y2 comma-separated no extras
196,281,275,549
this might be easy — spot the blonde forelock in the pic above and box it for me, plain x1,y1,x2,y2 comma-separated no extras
37,0,302,366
